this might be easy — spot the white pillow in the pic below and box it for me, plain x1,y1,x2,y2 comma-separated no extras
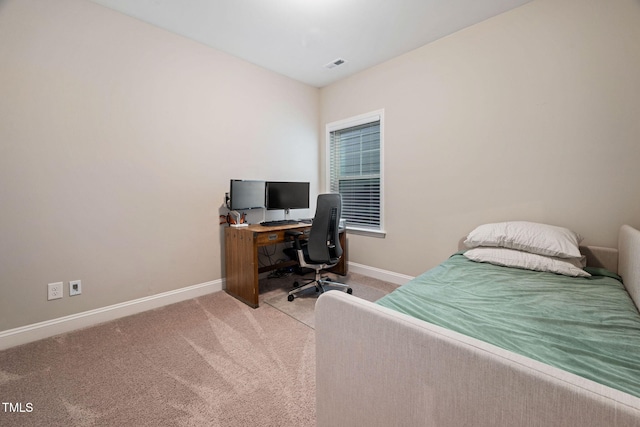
464,247,591,277
464,221,582,259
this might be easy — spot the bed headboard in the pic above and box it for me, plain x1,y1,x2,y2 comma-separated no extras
580,245,618,273
619,224,640,312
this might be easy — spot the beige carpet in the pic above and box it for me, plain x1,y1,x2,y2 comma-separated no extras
0,273,395,426
0,292,316,426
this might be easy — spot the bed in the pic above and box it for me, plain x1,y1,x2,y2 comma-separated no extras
315,223,640,427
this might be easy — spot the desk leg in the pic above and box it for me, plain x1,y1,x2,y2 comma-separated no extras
225,228,259,308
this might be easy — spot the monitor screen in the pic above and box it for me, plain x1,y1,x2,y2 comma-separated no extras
266,181,310,210
229,180,266,210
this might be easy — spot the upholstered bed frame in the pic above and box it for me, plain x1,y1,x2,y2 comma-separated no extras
315,225,640,427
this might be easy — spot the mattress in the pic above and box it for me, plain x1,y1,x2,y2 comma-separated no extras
376,253,640,398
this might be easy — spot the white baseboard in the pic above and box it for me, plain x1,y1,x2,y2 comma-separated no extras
1,264,410,351
0,279,224,351
348,262,414,286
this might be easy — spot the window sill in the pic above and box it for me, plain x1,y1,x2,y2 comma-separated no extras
345,227,386,238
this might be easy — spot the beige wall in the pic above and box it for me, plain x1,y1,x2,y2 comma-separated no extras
0,0,319,331
321,0,640,276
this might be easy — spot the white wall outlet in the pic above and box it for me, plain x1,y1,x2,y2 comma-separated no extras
69,280,82,296
47,282,63,300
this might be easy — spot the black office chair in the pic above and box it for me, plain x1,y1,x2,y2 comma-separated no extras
285,193,352,301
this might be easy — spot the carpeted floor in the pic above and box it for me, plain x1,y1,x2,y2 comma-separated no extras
0,272,395,426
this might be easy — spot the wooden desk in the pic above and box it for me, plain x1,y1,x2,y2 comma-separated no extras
224,223,347,308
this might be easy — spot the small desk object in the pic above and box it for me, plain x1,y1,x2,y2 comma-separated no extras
224,223,347,308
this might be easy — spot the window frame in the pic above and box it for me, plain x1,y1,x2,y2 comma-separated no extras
325,109,385,237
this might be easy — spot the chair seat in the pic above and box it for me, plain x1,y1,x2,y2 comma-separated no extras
284,244,338,266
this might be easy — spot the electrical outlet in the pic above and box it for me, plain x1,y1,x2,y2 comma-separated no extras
69,280,82,296
47,282,63,300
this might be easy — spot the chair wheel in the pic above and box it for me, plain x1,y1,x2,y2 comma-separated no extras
347,287,353,294
293,281,299,288
288,294,295,302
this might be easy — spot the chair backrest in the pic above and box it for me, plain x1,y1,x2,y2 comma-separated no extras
307,193,343,263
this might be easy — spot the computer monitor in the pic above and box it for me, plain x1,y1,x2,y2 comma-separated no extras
229,179,266,210
266,181,310,212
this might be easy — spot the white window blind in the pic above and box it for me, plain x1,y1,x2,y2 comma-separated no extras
328,114,382,232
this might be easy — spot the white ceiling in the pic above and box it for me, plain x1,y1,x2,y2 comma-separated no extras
88,0,533,88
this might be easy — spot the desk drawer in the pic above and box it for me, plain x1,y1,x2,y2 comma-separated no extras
254,228,309,246
255,230,288,245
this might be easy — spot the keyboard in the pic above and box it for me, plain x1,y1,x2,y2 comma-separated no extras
260,219,300,226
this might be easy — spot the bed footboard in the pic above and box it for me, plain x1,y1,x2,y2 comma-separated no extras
315,291,640,427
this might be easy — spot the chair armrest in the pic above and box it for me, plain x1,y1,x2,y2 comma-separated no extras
286,230,305,250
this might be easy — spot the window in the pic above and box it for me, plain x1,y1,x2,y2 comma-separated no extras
327,110,384,235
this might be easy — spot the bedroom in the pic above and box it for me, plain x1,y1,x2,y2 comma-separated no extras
1,0,639,423
2,0,638,339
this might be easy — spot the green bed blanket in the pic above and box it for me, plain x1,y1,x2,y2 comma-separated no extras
376,254,640,398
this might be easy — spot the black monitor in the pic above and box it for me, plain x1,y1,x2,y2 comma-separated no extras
266,181,310,211
229,180,266,210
